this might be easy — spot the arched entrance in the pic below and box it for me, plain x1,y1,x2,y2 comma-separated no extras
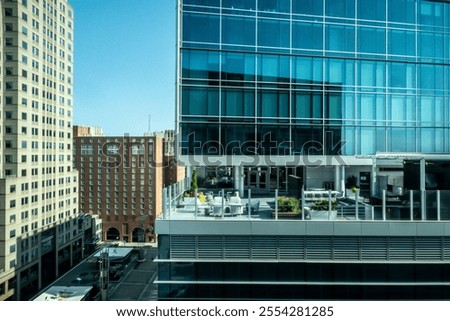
106,227,120,241
132,227,145,242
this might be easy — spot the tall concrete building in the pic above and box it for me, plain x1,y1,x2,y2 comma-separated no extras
0,0,80,300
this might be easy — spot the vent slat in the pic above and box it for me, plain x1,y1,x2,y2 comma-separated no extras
334,237,360,260
170,236,196,259
306,237,332,260
198,236,223,259
361,238,388,260
279,237,305,260
169,235,450,262
416,238,442,260
224,236,251,259
252,237,278,259
389,238,415,260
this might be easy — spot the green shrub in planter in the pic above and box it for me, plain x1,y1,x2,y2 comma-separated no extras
311,199,338,211
277,196,300,213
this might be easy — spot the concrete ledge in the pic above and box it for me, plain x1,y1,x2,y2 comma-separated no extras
156,219,450,237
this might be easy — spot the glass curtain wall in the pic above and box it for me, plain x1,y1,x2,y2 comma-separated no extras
179,0,450,156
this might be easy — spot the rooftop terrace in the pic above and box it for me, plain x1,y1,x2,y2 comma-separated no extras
159,186,450,222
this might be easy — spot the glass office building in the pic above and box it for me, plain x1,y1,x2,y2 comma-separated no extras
177,0,450,196
158,0,450,300
179,0,450,158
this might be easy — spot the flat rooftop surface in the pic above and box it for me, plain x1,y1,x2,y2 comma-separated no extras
93,247,133,259
33,286,93,301
164,197,276,221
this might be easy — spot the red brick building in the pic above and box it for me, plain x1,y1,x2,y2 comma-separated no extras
73,133,164,242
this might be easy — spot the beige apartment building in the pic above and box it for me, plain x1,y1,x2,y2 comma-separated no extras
0,0,80,300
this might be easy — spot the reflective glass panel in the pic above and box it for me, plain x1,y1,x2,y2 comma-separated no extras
258,90,289,118
388,30,415,56
182,87,219,115
182,50,219,79
258,0,290,13
357,27,385,54
293,56,323,84
184,0,220,6
357,0,386,21
222,16,256,46
258,19,290,48
326,24,355,53
292,22,323,50
388,0,415,24
292,0,323,15
183,13,220,44
292,0,323,16
325,0,355,18
221,89,255,117
258,54,290,82
221,52,255,83
222,0,255,10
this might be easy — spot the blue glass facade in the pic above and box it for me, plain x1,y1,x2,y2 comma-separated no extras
178,0,450,156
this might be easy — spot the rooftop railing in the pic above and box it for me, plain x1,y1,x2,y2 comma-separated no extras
159,182,450,222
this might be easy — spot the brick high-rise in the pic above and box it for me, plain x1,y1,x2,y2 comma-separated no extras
73,132,163,243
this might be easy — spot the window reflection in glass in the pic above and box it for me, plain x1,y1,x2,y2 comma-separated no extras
326,24,355,53
222,16,255,46
292,0,322,16
222,0,255,10
258,19,290,48
293,22,323,51
183,13,219,44
325,0,355,18
257,0,290,13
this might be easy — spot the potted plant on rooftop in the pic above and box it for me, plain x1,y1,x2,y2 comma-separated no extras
308,199,338,220
182,169,201,207
275,196,301,218
345,175,359,197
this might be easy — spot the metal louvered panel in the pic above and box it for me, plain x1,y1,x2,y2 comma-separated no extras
251,236,278,260
416,237,442,261
224,236,251,259
170,236,196,259
197,236,223,259
444,238,450,260
361,237,388,260
389,237,415,260
306,237,332,260
279,236,305,260
333,237,360,260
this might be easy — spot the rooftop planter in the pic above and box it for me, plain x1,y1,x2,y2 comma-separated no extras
273,196,302,218
308,199,338,220
345,175,359,197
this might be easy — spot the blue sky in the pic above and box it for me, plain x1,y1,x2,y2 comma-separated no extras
71,0,176,135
